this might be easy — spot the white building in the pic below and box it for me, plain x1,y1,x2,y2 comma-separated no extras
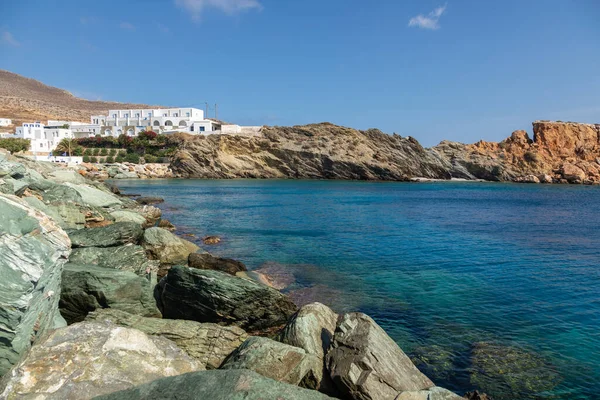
0,118,12,127
90,107,220,136
16,122,73,154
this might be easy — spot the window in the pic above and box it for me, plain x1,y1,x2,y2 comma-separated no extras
200,126,205,132
190,126,194,132
135,113,140,117
147,112,152,117
174,113,178,117
124,113,129,118
186,112,190,117
113,114,117,118
40,143,43,147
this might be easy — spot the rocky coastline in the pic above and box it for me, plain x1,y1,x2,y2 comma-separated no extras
0,149,490,399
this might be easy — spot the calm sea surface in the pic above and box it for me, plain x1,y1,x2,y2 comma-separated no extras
114,179,600,399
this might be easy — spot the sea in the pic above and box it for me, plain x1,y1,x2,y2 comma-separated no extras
114,179,600,400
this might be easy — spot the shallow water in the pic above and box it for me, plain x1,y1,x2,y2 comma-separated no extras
115,179,600,399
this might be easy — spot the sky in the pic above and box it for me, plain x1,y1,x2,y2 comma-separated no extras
1,0,599,146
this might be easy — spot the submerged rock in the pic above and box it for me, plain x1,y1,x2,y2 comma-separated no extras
220,337,321,388
87,309,247,369
410,345,456,383
136,196,164,205
327,312,435,399
0,322,202,399
68,221,143,248
202,235,221,244
93,369,335,400
395,386,464,400
469,342,561,399
0,194,70,376
156,266,298,332
188,253,247,275
59,263,160,324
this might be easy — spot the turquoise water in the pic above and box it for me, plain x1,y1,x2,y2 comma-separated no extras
115,179,600,399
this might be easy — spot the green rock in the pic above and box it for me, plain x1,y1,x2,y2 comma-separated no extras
59,264,160,324
46,203,86,229
47,169,86,184
86,309,248,369
156,266,298,332
93,369,336,400
0,194,71,376
69,245,159,278
64,182,122,208
0,322,202,399
110,210,147,225
22,196,65,225
469,342,561,399
68,222,143,248
142,227,200,265
42,184,84,204
220,336,321,388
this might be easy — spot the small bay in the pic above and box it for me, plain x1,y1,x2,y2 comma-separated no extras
114,179,600,400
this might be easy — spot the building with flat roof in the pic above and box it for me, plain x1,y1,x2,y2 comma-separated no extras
16,122,73,154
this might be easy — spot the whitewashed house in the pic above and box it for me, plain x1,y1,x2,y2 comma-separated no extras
16,122,73,154
90,108,220,136
0,118,12,127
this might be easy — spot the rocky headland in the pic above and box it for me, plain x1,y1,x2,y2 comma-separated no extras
168,120,600,184
0,149,493,399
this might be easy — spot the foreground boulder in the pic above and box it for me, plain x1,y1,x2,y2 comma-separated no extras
0,194,70,376
94,369,335,400
142,227,200,265
279,302,338,393
59,264,160,324
188,253,247,275
87,309,247,369
395,387,464,399
220,337,321,388
156,266,298,332
327,313,434,400
68,221,143,248
0,322,201,399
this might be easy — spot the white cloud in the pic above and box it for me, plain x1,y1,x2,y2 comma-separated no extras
120,22,135,31
408,4,447,30
175,0,262,20
1,31,20,47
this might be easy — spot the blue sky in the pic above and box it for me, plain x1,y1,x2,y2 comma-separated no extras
1,0,599,146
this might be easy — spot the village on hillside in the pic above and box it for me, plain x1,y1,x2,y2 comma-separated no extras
0,107,261,163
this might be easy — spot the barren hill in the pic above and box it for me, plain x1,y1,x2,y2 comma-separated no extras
0,70,161,126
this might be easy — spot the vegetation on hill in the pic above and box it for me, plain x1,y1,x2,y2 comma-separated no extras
0,138,30,154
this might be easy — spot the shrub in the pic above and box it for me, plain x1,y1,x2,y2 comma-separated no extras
90,156,98,163
82,155,90,163
0,138,30,154
83,148,92,156
72,147,83,156
124,153,140,164
100,148,108,156
92,148,100,156
115,154,125,163
144,154,158,163
120,150,127,156
105,156,115,163
139,130,158,141
109,148,117,156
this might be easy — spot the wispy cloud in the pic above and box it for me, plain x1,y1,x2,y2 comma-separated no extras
1,31,20,47
408,4,447,30
120,22,136,31
175,0,262,21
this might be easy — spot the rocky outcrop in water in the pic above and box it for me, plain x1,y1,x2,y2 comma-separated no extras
171,123,450,180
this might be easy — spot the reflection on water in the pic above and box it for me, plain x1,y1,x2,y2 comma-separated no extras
114,179,600,400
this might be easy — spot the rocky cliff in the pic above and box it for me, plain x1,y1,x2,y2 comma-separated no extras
433,121,600,184
171,123,450,181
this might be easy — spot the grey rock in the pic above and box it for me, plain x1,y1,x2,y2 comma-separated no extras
142,227,200,265
221,336,321,388
68,222,143,248
327,313,434,400
93,369,335,400
156,266,298,332
41,183,84,204
59,264,160,324
395,387,464,400
47,169,87,184
188,253,247,275
0,322,202,400
86,309,248,369
114,171,139,179
136,196,164,205
279,302,339,394
0,194,71,376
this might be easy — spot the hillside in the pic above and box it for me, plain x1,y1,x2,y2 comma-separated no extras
0,70,161,126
